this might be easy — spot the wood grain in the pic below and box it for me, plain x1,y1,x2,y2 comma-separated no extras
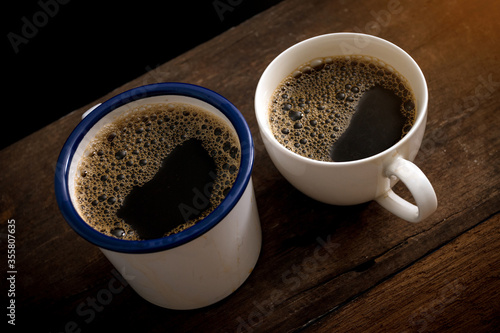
304,213,500,333
1,0,499,331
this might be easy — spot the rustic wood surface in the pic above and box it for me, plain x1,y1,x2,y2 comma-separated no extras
1,0,499,332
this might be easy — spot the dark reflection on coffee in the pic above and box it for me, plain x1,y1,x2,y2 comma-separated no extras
74,103,241,240
116,138,217,240
269,55,416,162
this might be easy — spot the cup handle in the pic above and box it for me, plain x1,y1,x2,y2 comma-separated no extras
375,156,437,222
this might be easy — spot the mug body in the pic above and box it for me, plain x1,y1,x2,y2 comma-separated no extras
255,33,428,205
55,83,262,309
101,178,260,309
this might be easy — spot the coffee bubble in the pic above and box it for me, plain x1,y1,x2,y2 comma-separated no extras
74,103,241,240
269,55,416,161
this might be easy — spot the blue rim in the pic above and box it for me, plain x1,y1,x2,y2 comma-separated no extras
54,83,254,253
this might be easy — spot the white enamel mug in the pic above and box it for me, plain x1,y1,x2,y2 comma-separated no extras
55,83,262,309
255,33,437,222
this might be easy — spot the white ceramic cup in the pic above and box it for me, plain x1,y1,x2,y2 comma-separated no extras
255,33,437,222
55,83,262,309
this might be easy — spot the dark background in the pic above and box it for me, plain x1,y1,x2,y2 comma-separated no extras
3,0,282,149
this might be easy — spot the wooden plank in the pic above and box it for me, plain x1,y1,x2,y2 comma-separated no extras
303,213,500,333
0,0,499,331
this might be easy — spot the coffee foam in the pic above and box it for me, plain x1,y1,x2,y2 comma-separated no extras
73,103,241,240
269,55,416,161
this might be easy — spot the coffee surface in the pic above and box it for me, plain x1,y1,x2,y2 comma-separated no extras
269,55,416,162
74,103,240,240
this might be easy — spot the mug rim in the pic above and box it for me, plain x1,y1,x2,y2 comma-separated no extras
255,32,428,166
55,82,254,254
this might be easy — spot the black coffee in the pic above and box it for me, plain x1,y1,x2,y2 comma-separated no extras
74,103,240,240
269,55,416,162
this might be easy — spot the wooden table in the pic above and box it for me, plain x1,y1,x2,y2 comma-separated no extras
2,0,499,331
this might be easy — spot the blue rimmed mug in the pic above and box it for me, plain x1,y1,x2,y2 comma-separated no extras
55,83,262,309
